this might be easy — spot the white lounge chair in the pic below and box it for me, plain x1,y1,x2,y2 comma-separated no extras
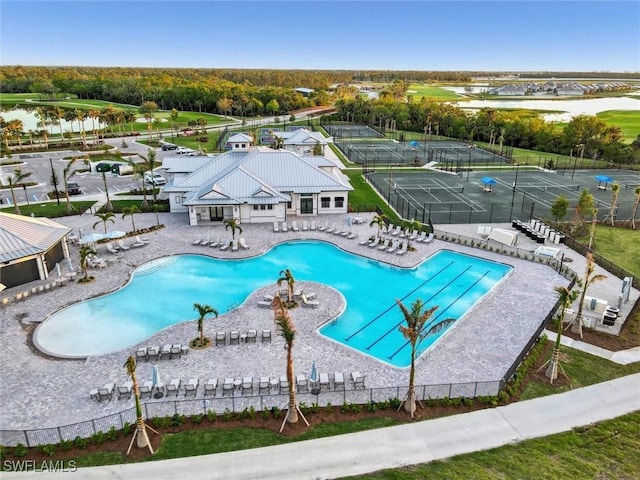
146,346,159,361
98,383,115,401
292,221,300,232
229,330,240,345
409,230,419,240
296,374,308,392
117,381,133,399
424,232,435,244
390,225,402,236
347,231,358,239
319,373,330,391
241,377,253,395
317,222,327,231
135,347,147,362
396,240,407,255
334,372,345,390
222,378,235,396
302,221,308,231
246,329,257,343
193,238,202,245
378,239,391,251
415,231,427,243
184,378,199,397
257,300,272,308
310,220,316,230
273,222,280,233
215,331,226,346
116,240,130,250
387,240,399,253
239,237,250,249
139,380,153,399
352,372,366,389
282,222,288,232
279,375,289,394
166,378,181,397
160,344,172,360
231,239,239,251
106,243,119,254
261,329,272,343
358,237,370,246
301,293,319,308
258,376,270,394
209,238,220,248
219,241,230,251
204,378,218,396
136,235,149,244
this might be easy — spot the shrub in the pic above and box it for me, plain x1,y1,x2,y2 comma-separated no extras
440,397,452,407
206,409,217,423
73,436,87,449
449,397,462,408
351,403,361,414
90,431,106,444
341,402,350,414
365,401,377,413
223,408,234,421
192,414,204,424
59,438,74,452
248,406,257,420
388,397,402,409
462,397,475,407
170,414,185,426
122,422,133,435
311,402,319,414
106,426,119,441
377,400,390,410
270,406,281,418
39,444,56,457
325,402,334,413
13,443,28,457
298,402,309,415
426,397,439,408
261,409,271,420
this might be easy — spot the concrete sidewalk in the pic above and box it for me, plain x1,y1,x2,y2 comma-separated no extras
543,329,640,365
6,374,639,480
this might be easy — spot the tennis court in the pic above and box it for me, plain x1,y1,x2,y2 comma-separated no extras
366,168,640,225
323,124,384,139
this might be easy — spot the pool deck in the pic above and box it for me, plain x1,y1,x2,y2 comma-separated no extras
1,212,637,431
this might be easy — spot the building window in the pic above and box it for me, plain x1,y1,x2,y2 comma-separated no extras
241,143,246,148
321,197,330,208
335,197,344,208
267,205,273,210
260,205,266,210
175,196,182,204
287,201,292,209
252,205,259,211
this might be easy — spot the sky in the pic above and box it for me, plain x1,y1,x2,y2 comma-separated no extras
1,1,639,72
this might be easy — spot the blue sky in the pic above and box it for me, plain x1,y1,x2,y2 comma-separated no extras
1,1,639,71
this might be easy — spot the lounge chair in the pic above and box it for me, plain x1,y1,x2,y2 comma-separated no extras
209,238,220,248
424,232,435,244
241,377,253,395
219,241,230,251
409,230,419,240
193,238,202,245
359,237,371,246
160,344,172,360
282,222,288,232
302,221,308,231
116,240,130,250
296,374,308,392
146,346,159,361
106,243,119,254
136,235,150,244
310,220,316,230
292,221,300,232
204,378,218,396
184,378,199,397
301,293,319,308
390,225,402,236
215,331,226,346
368,237,380,248
117,381,133,399
325,224,335,234
317,222,327,231
229,330,240,345
279,375,289,394
334,372,345,390
302,291,316,300
261,329,272,343
246,329,257,343
415,231,426,243
396,240,407,255
319,373,330,391
231,239,239,251
222,378,235,396
170,344,181,359
132,238,146,248
257,300,272,308
258,376,270,394
347,232,358,239
351,372,366,389
199,237,211,246
273,221,280,232
239,237,250,249
97,383,115,401
135,347,147,362
378,239,391,251
139,380,153,399
386,240,399,254
166,378,181,397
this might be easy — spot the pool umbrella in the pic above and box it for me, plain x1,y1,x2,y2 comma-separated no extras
409,140,419,147
346,215,352,227
152,363,163,398
104,230,126,239
80,232,105,244
595,175,613,190
481,176,496,192
55,263,61,277
309,361,320,395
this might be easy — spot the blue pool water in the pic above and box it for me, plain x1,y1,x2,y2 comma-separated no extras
35,242,512,365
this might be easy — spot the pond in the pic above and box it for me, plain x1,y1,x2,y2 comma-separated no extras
0,107,105,134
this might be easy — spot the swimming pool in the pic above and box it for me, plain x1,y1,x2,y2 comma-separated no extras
35,242,512,365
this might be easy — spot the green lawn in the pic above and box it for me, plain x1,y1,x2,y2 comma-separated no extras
406,84,461,101
596,110,640,144
349,413,640,480
572,225,640,279
0,201,95,217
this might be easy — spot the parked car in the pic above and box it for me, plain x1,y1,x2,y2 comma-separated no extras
176,148,195,155
144,171,166,186
95,162,112,173
161,143,178,151
66,182,82,195
111,164,134,175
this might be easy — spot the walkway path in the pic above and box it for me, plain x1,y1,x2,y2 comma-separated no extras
543,329,640,365
6,373,639,479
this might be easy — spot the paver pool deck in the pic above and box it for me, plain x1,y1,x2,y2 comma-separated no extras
1,211,637,433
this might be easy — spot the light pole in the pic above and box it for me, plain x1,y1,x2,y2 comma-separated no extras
511,163,520,206
466,145,474,181
387,165,393,202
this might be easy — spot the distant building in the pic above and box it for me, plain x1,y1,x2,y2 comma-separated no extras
295,87,314,97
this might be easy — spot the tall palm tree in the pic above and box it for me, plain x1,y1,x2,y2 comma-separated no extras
34,106,49,148
122,205,141,232
50,106,65,144
74,109,87,150
602,183,620,226
369,213,386,238
137,149,158,205
79,245,96,281
404,219,422,250
396,298,455,417
139,101,158,142
124,355,155,454
277,268,295,304
152,204,162,226
101,171,113,212
7,168,32,215
570,253,607,338
541,285,579,383
630,186,640,230
87,108,100,145
224,217,243,240
62,158,80,214
271,294,308,431
193,303,218,347
93,211,116,234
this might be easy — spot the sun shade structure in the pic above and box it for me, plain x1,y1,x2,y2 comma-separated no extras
595,175,613,190
481,176,497,192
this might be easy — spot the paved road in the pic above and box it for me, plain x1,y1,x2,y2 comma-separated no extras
4,373,639,479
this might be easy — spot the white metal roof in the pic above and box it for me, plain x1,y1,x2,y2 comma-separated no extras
0,213,71,263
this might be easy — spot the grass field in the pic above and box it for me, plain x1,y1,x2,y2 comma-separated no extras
0,201,96,217
596,110,640,144
573,225,640,279
406,84,461,101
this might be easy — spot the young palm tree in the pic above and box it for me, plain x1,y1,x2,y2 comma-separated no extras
369,213,386,238
630,186,640,229
603,183,620,226
271,295,308,431
193,303,218,347
139,101,158,142
570,253,607,338
224,217,243,240
277,268,295,304
122,205,141,232
124,355,156,454
541,285,579,383
62,158,80,214
101,171,113,212
137,149,158,206
587,207,598,250
396,298,455,417
93,212,116,234
7,168,32,215
405,219,422,250
79,245,96,281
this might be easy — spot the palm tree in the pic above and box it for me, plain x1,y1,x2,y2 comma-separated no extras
271,294,308,432
369,213,386,238
137,149,158,205
74,109,88,150
139,101,158,142
50,106,65,144
152,204,162,226
124,355,156,454
540,285,579,383
630,186,640,229
122,205,141,232
396,298,455,417
62,158,80,214
79,245,96,281
35,106,49,148
93,212,116,234
224,217,243,240
101,171,113,212
570,253,607,338
87,108,100,145
277,268,295,304
193,303,218,347
602,183,620,226
404,219,422,250
7,168,32,215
